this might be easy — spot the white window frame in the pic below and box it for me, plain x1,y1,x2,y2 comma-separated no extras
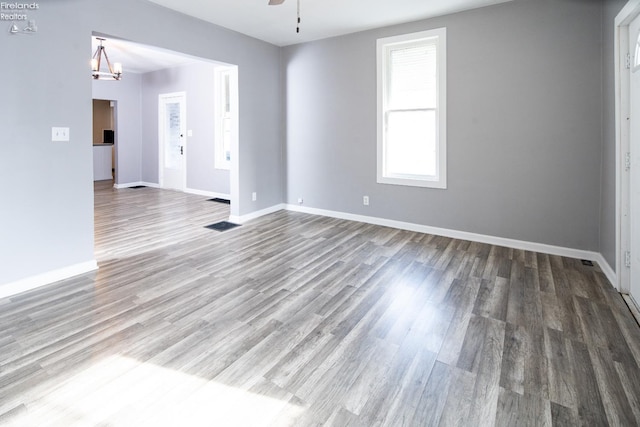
377,28,447,189
214,66,233,170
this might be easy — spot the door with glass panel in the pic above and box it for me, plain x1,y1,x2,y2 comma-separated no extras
629,16,640,308
159,92,186,191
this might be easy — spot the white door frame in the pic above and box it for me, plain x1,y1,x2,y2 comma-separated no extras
159,91,187,191
227,66,240,222
616,1,640,293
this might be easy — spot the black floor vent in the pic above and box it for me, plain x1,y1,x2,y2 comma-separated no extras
205,221,240,232
208,198,231,204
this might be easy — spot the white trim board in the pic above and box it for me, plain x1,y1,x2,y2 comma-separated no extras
593,253,618,290
618,0,640,27
0,205,617,300
115,182,230,201
113,181,162,189
615,1,640,295
185,187,230,199
234,202,615,282
229,204,286,225
278,204,616,285
0,260,98,300
622,293,640,324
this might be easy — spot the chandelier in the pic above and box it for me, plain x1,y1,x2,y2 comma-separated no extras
91,38,122,81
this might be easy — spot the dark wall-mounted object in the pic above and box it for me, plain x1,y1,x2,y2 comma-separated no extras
103,129,114,144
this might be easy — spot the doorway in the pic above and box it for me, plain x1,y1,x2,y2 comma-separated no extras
616,0,640,317
159,92,187,191
92,99,116,181
629,12,640,312
91,34,241,223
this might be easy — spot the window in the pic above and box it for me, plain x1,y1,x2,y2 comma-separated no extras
215,67,233,170
635,29,640,71
377,28,447,189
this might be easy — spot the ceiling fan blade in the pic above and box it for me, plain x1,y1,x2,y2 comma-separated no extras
268,0,285,5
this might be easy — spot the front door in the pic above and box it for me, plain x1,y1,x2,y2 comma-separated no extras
629,15,640,307
159,92,186,191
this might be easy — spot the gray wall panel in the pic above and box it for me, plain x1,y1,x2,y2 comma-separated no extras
284,0,604,251
141,63,230,195
0,0,283,287
0,0,621,290
93,74,143,185
0,1,95,285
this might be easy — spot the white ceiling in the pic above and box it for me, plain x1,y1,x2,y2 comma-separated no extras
91,37,208,74
94,0,514,75
146,0,514,47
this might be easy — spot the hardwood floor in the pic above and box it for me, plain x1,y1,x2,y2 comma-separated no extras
1,181,640,426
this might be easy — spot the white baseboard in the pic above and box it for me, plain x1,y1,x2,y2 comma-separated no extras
140,182,162,189
114,181,162,189
101,188,626,288
229,203,286,224
622,293,640,324
284,204,609,269
0,260,98,300
185,187,230,199
229,203,615,274
592,253,617,288
114,183,228,201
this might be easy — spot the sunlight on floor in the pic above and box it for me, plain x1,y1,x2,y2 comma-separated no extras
11,356,303,426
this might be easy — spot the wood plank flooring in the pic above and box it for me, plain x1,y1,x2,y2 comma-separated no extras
1,181,640,426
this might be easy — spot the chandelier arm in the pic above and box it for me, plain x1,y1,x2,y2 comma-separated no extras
91,38,122,80
91,46,102,79
97,47,103,74
101,47,115,75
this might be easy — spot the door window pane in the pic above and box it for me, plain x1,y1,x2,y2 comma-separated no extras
165,102,181,169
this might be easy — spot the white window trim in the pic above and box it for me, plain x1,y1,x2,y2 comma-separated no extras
214,66,233,171
376,28,447,189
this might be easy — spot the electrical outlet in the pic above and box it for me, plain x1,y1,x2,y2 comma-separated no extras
252,192,257,202
52,127,70,142
298,197,303,205
363,196,369,206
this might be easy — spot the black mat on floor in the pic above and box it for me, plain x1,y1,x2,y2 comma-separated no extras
129,185,147,189
205,221,241,232
208,198,231,204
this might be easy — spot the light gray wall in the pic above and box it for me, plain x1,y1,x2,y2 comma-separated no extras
0,0,619,290
93,74,143,185
91,1,283,214
0,0,94,285
600,0,627,270
284,0,604,251
141,62,230,195
0,0,283,288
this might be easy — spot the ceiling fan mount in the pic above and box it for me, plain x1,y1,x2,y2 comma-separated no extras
268,0,301,33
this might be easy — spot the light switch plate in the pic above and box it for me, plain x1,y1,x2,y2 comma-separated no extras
52,127,70,142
